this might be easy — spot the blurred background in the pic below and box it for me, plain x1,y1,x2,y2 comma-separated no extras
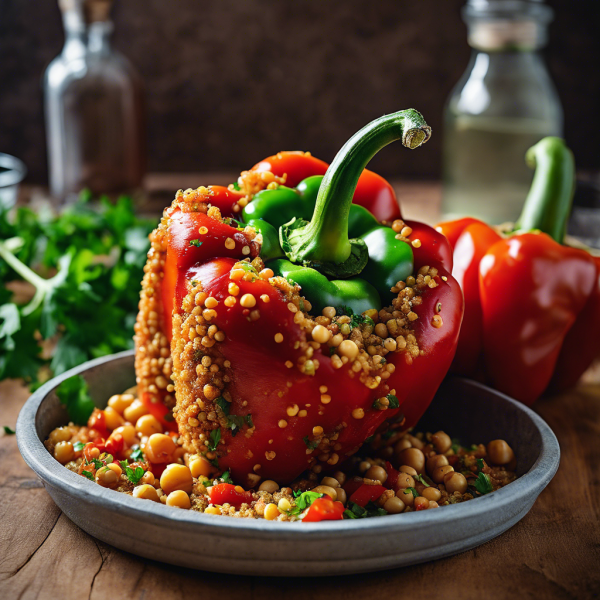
0,0,598,184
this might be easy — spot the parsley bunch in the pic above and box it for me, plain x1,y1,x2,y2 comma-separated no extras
0,194,155,387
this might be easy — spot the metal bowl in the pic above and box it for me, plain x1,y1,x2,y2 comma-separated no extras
17,350,559,576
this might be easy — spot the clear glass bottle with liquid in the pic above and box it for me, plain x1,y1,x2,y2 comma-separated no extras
442,0,563,224
44,0,145,203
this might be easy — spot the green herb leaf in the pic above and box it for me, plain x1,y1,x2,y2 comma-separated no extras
119,460,129,470
474,472,493,495
3,425,15,435
290,490,324,516
90,458,103,470
215,396,230,416
225,414,253,437
336,306,354,317
73,441,85,452
386,394,400,409
476,458,485,473
82,469,95,481
220,470,234,485
129,447,143,462
303,436,319,451
55,375,95,425
413,474,431,487
451,438,462,454
343,501,387,519
405,487,419,498
189,239,203,247
208,428,221,451
125,465,145,485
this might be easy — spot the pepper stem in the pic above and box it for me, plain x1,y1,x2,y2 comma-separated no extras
514,137,575,244
280,109,431,278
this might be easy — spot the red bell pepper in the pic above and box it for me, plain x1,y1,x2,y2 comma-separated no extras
135,110,463,484
437,137,600,404
348,484,387,507
302,497,345,522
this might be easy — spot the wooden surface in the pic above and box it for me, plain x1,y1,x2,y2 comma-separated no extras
1,181,600,599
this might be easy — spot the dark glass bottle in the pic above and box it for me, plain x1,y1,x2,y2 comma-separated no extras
44,0,145,202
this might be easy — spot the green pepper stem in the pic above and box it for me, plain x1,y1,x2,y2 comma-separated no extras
515,137,575,244
281,110,431,271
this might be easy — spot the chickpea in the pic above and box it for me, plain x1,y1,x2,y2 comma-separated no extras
107,463,122,477
364,465,388,484
395,438,412,453
141,471,155,486
395,473,415,490
114,425,137,447
321,477,340,488
397,448,425,474
428,501,439,509
54,441,75,464
258,480,280,493
49,427,71,445
487,439,515,466
189,455,213,478
426,454,449,475
145,433,176,464
104,406,124,431
312,485,337,500
166,490,191,509
205,506,221,515
405,434,424,450
414,496,430,510
358,461,372,474
133,484,160,502
338,340,359,360
160,464,193,494
108,393,135,415
383,496,406,514
333,471,347,486
135,414,163,437
444,472,468,494
124,400,149,423
335,488,347,505
96,466,119,488
432,431,452,454
399,465,417,476
311,325,331,344
432,464,454,484
422,487,442,502
264,503,280,520
397,489,415,507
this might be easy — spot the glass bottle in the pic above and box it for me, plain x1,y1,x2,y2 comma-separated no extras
442,0,563,224
44,0,145,203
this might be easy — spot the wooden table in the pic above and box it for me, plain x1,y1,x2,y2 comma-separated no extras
1,181,599,599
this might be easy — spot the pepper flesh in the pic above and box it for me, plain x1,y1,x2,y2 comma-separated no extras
134,111,463,484
437,137,600,404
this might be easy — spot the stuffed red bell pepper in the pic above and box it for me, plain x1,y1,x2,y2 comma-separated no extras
135,109,463,485
437,137,600,405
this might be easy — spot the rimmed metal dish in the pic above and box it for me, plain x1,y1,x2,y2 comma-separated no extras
17,350,559,576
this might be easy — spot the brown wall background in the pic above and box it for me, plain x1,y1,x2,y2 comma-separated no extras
0,0,598,183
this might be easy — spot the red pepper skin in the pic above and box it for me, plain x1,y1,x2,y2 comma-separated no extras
436,217,481,250
303,497,345,522
480,234,596,403
87,409,108,438
208,483,253,509
105,432,124,457
384,461,400,490
349,484,387,507
551,256,600,392
252,151,401,223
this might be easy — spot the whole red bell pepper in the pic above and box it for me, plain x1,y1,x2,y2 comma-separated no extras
135,109,463,485
437,137,600,404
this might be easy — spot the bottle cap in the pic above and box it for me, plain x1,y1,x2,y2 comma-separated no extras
59,0,113,23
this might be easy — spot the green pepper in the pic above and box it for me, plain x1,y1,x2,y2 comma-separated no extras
240,109,431,313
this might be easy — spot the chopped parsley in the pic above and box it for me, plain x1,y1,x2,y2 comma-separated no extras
474,472,493,495
288,490,324,516
207,428,221,451
303,436,320,451
343,501,387,519
476,458,485,473
350,313,375,329
129,447,144,462
329,346,337,356
189,239,203,247
81,469,95,481
226,414,253,437
220,470,234,485
73,441,85,452
124,465,145,485
451,438,462,454
215,396,230,416
86,458,104,470
386,394,400,409
405,487,419,498
336,306,353,317
3,425,15,435
414,474,431,487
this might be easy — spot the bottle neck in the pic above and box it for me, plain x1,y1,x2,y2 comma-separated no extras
467,19,548,52
61,10,113,59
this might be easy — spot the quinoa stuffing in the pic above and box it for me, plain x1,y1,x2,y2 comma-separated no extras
45,386,517,522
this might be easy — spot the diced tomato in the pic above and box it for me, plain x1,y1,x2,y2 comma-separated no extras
82,440,105,461
87,409,108,437
208,483,253,509
349,484,387,507
105,432,124,457
385,461,400,490
147,462,167,478
303,497,345,522
343,477,364,498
